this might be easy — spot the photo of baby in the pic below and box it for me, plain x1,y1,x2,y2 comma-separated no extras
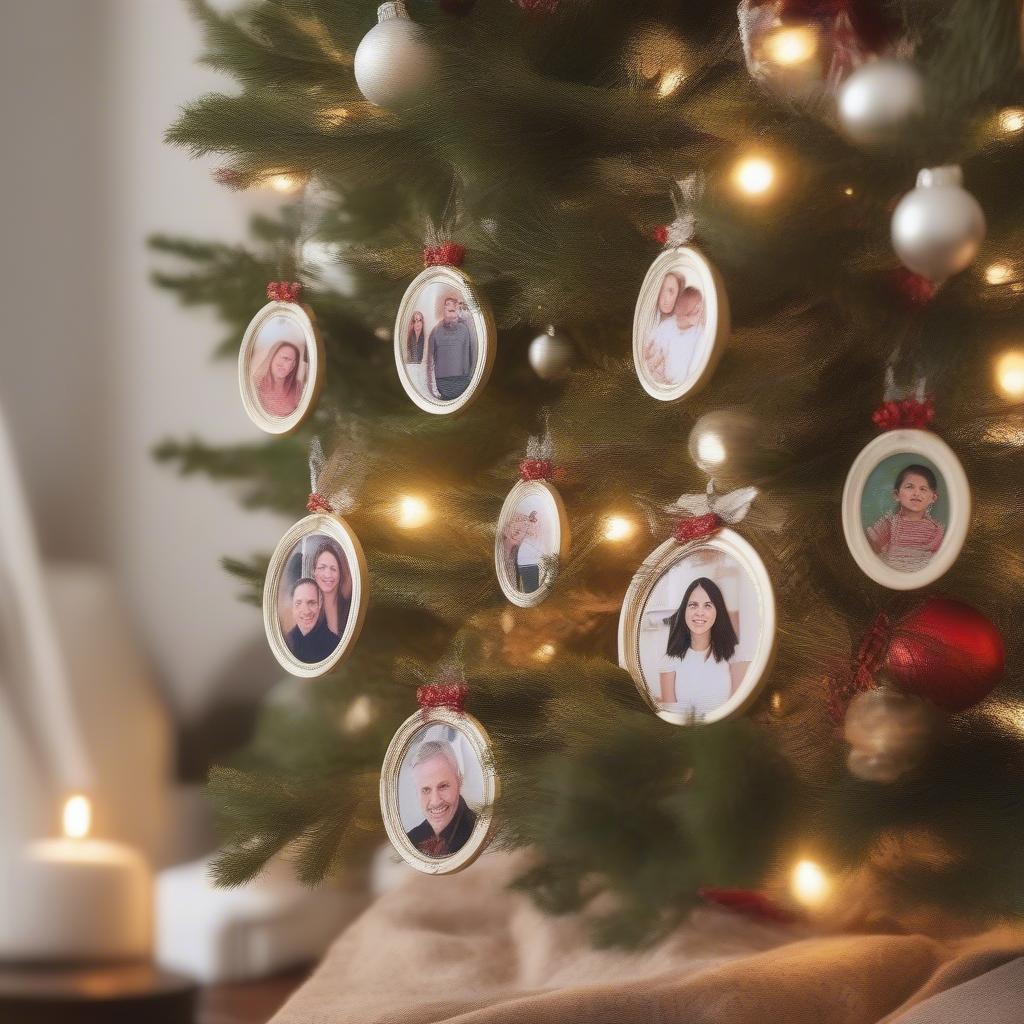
633,248,725,401
861,455,950,574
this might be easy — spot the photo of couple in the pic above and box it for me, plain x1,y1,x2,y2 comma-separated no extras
276,532,353,666
633,248,726,402
397,725,485,861
861,454,950,575
250,316,309,418
401,285,479,404
637,547,762,721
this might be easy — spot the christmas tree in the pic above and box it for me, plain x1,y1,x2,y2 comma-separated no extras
156,0,1024,944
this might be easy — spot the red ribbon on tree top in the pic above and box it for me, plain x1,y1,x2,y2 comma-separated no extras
423,242,466,268
416,682,468,713
826,610,891,721
306,492,334,515
872,395,935,432
673,513,723,544
267,281,303,303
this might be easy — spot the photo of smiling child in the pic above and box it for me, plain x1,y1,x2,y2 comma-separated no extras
862,457,949,573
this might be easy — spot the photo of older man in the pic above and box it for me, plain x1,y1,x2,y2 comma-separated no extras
404,739,478,857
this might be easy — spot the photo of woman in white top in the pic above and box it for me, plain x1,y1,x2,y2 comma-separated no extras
658,576,749,717
642,285,706,388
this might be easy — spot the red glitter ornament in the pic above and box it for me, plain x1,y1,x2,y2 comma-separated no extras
423,242,466,268
673,513,722,544
306,492,334,515
892,268,938,307
871,396,935,432
267,281,303,303
886,599,1005,712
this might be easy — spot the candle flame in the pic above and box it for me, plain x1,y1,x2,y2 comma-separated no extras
63,794,91,839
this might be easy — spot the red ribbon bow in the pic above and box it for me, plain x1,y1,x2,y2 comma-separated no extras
416,683,468,713
306,492,334,515
267,281,303,303
519,458,562,482
422,242,466,268
652,224,670,246
673,513,723,544
872,396,935,432
826,611,891,721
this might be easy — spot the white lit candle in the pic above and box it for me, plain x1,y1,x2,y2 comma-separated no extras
0,795,152,961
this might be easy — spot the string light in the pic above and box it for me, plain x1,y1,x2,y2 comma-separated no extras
761,24,818,67
998,107,1024,134
695,431,727,467
603,515,636,542
770,691,783,715
843,186,855,197
733,155,776,198
534,642,557,663
995,351,1024,400
63,795,91,840
396,495,431,529
342,695,375,733
790,858,830,908
657,67,685,98
985,262,1014,286
267,173,303,194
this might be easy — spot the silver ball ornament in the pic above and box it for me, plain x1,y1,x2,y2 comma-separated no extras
891,166,986,283
528,326,574,381
837,59,924,147
354,2,433,109
844,687,934,784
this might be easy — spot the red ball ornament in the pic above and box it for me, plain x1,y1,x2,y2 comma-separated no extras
885,599,1005,711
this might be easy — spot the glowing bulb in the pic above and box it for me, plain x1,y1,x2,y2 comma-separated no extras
790,859,830,908
63,795,91,839
268,173,302,194
985,262,1013,285
770,691,783,715
733,155,776,197
761,25,818,66
342,695,375,733
696,431,727,466
603,515,636,542
998,107,1024,134
534,643,557,663
995,351,1024,400
396,495,431,529
657,67,685,98
843,186,855,197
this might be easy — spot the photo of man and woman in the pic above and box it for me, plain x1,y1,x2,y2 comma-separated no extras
275,532,353,666
861,454,950,574
637,547,762,721
398,724,485,860
400,281,479,404
498,490,560,598
247,313,310,420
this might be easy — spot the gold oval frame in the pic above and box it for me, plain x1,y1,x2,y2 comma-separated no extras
393,265,496,415
262,512,368,678
617,528,776,726
494,479,570,608
632,246,730,403
379,707,499,876
841,428,971,592
239,300,324,435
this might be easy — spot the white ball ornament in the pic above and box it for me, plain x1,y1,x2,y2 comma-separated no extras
528,326,574,381
354,2,433,109
844,687,934,784
837,59,924,147
891,166,986,283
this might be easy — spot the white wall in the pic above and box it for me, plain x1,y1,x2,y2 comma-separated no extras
2,0,289,724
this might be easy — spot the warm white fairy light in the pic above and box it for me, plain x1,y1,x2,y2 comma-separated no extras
995,351,1024,400
843,186,855,197
696,431,727,467
63,795,91,840
396,495,431,529
342,695,375,733
603,515,636,542
534,643,557,663
790,859,830,908
761,24,818,67
268,173,303,194
998,107,1024,134
985,262,1014,286
657,67,686,98
734,155,776,197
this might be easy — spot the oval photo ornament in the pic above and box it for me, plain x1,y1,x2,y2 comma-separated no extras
841,428,970,591
495,479,569,607
618,528,775,726
263,512,369,678
394,265,496,415
633,246,730,403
